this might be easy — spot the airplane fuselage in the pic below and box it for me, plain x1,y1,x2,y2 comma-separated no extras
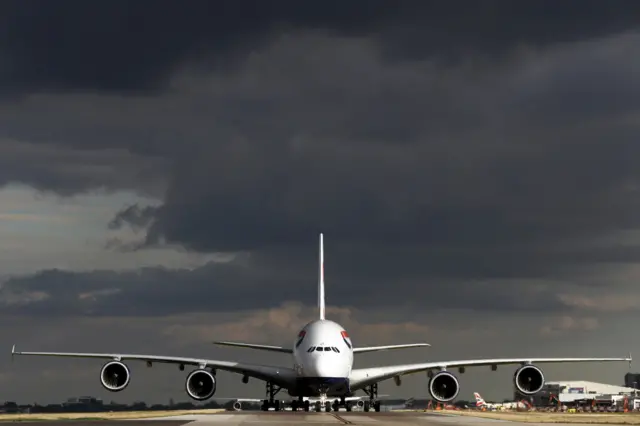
289,319,354,397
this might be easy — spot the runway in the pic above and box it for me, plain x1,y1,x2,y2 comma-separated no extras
3,412,614,426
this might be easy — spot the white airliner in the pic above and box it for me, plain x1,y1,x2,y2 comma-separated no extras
11,234,632,413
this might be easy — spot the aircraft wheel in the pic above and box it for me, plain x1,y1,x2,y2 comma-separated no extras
364,401,370,412
274,400,280,411
345,402,352,412
315,401,321,412
304,400,310,412
374,401,381,412
325,401,331,412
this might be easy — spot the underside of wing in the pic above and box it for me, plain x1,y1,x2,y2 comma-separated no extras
349,355,632,399
11,344,296,399
353,343,430,353
213,341,292,354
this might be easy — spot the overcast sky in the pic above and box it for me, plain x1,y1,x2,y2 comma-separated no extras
1,0,640,405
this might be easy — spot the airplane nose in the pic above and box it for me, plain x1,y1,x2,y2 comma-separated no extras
309,357,347,378
313,359,334,377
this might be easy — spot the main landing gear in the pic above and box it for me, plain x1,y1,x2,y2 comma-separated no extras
362,383,381,412
260,382,284,411
291,396,311,412
329,396,353,412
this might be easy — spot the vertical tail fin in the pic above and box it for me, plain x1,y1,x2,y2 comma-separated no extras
318,233,325,320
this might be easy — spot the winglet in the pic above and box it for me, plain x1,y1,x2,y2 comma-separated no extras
11,344,15,362
318,233,325,320
629,352,633,368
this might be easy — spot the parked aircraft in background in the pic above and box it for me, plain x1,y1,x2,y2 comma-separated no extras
474,392,528,410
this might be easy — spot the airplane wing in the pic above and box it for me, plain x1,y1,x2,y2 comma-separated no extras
11,345,296,388
353,343,430,353
213,341,292,354
213,341,431,354
349,355,632,389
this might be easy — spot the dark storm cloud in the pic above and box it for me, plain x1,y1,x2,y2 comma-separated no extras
0,139,167,196
6,233,636,319
0,2,639,318
0,261,573,317
1,0,639,97
118,29,640,255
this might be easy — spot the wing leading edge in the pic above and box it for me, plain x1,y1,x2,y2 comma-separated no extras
11,345,296,388
349,355,632,390
353,343,431,353
213,341,293,354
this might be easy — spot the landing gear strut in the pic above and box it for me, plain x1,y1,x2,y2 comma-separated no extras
363,383,381,412
260,382,283,411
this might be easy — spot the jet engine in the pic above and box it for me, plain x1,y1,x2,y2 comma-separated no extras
428,371,460,402
185,369,217,401
233,401,242,411
356,400,364,408
100,361,130,392
513,364,545,395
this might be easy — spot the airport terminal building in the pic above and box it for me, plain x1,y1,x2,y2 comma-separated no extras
545,381,638,403
515,378,640,406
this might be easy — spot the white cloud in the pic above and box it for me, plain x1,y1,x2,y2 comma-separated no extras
0,184,229,276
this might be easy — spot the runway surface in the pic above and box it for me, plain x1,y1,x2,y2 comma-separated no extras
2,412,613,426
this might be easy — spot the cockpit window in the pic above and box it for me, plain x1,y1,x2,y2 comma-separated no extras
307,346,340,353
295,330,306,349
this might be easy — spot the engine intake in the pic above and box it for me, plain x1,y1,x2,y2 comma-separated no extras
428,371,460,402
233,401,242,411
186,369,217,401
100,361,130,392
514,364,545,395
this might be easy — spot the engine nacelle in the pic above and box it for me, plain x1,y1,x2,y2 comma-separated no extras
356,400,364,408
100,361,130,392
513,364,545,395
233,401,242,411
185,369,217,401
428,371,460,402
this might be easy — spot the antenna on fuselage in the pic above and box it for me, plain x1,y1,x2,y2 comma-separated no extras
318,233,325,320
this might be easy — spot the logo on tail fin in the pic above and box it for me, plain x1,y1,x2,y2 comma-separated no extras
474,392,485,406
